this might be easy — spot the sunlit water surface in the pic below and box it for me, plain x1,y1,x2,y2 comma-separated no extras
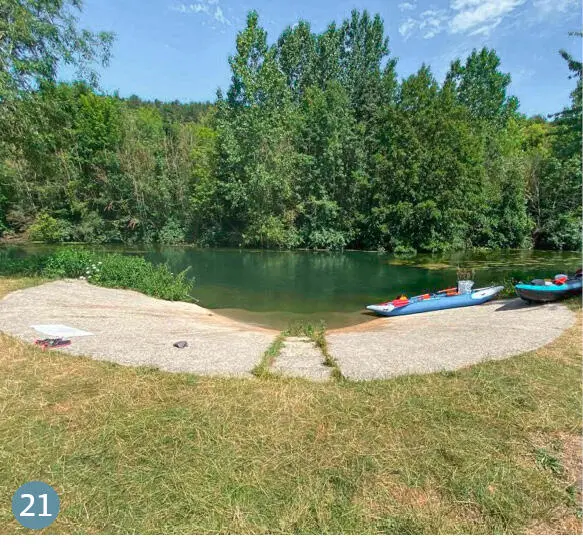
4,246,581,329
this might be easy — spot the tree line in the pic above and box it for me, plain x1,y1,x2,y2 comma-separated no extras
0,3,580,251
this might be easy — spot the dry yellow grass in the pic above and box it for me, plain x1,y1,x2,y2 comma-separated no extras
0,278,580,534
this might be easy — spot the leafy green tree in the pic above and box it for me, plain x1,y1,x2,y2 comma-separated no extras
213,11,301,248
531,33,582,249
445,47,518,125
554,32,582,159
338,10,389,122
0,0,113,99
0,0,113,234
1,8,579,252
295,81,362,248
276,20,317,100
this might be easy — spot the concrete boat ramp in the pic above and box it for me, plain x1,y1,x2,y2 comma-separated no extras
0,280,575,381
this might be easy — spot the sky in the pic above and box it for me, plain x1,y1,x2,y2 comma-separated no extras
68,0,582,116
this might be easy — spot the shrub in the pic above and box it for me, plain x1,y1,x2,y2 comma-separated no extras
537,213,582,251
393,245,417,257
306,229,347,250
158,219,186,245
500,275,520,299
43,248,94,278
1,248,194,301
91,253,193,300
28,213,72,242
0,252,47,276
243,217,302,249
73,211,108,243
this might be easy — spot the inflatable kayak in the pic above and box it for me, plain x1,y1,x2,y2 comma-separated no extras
366,285,504,317
515,272,582,303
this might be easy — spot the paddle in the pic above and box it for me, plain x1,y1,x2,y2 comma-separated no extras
436,287,457,296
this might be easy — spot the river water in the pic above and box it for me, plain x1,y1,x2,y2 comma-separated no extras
3,245,581,329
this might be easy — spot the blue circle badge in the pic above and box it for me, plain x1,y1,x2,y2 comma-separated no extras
12,481,60,530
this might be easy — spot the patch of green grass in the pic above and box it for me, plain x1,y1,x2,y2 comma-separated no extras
252,333,286,378
255,320,344,380
500,275,521,299
563,295,582,312
0,276,45,298
286,320,342,371
310,324,344,380
0,278,580,534
0,248,193,301
535,448,563,476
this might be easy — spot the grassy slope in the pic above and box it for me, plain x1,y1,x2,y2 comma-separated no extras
0,278,580,535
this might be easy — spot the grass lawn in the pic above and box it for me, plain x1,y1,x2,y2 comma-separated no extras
0,277,581,534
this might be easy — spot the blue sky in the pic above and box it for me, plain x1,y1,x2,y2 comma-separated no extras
71,0,581,116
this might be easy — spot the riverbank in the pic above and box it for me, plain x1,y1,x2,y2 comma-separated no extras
0,277,580,534
0,279,576,381
0,280,276,377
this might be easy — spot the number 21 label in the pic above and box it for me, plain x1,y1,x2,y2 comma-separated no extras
12,481,60,529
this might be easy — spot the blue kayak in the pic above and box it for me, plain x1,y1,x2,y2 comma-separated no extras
515,276,582,303
366,286,504,317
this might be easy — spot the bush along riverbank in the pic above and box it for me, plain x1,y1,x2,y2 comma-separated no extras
0,248,193,301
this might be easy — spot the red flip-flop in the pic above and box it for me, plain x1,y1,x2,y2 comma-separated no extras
34,338,71,351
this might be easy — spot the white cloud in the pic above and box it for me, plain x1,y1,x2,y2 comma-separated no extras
399,9,448,40
171,1,231,26
399,18,417,38
449,0,525,35
420,10,448,39
213,6,228,25
398,2,416,11
450,0,483,9
468,24,498,36
399,0,528,39
533,0,578,15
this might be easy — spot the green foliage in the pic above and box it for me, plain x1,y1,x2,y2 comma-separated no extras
0,182,8,234
0,248,194,301
73,211,108,244
0,252,47,276
43,247,94,277
456,268,474,281
500,275,520,299
393,245,417,257
242,216,302,249
0,7,580,252
525,34,582,251
28,213,72,242
0,0,113,99
159,219,186,245
446,48,518,125
124,95,212,125
535,448,563,476
87,253,192,300
306,228,347,251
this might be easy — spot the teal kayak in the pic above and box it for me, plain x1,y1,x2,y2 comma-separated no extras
515,273,582,303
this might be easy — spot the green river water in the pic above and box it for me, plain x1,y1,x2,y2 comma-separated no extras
6,246,579,329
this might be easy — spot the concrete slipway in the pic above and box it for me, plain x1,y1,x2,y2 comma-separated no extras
0,280,575,380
